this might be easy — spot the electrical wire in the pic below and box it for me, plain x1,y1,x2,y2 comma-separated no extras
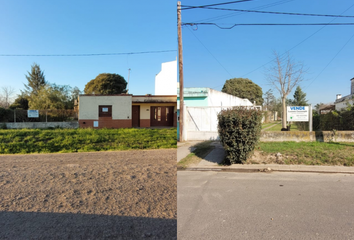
0,50,177,57
187,27,233,78
182,6,354,18
210,2,354,90
183,22,354,29
181,0,252,10
304,32,354,90
193,0,294,23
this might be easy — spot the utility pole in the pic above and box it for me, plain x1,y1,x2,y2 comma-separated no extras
126,68,131,94
177,1,184,141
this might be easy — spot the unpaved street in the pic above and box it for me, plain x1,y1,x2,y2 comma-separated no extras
0,149,176,239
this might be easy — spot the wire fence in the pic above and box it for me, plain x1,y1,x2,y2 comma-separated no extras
0,109,78,123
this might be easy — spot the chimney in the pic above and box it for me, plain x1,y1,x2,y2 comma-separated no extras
336,94,342,100
351,77,354,95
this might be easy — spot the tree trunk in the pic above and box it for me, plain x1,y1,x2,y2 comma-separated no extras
282,97,287,129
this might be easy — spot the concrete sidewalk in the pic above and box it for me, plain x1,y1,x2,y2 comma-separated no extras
185,141,354,174
177,141,203,162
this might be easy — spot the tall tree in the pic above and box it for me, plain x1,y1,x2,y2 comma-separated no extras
289,86,308,106
221,78,263,105
24,63,47,97
263,89,275,111
266,51,306,129
84,73,127,95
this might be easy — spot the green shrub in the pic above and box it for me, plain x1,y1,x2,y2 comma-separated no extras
218,107,262,164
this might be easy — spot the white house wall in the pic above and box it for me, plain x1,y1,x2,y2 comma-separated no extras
155,60,177,95
335,99,354,111
207,88,253,107
79,95,132,120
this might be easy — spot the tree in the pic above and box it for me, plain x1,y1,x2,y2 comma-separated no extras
24,63,47,97
266,51,306,129
29,84,72,110
0,86,15,108
9,93,29,110
84,73,127,95
263,89,275,111
289,86,308,106
221,78,263,105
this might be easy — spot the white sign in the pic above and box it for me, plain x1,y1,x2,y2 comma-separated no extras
27,110,39,118
287,106,309,122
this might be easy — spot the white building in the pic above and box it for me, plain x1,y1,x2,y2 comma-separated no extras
177,87,257,141
335,77,354,111
155,59,177,95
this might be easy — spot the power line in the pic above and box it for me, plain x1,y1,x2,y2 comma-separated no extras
182,22,354,29
211,3,354,90
181,0,252,10
187,27,233,78
0,50,177,57
182,6,354,18
304,32,354,90
193,0,294,23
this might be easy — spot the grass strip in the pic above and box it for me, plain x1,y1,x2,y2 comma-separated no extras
177,141,215,170
0,128,177,154
258,141,354,166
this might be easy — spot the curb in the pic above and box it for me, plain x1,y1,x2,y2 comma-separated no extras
182,166,354,174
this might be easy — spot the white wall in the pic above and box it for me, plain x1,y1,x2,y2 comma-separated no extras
207,88,253,107
155,60,177,95
79,95,132,120
335,98,354,111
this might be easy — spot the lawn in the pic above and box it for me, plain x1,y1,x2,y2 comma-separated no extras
263,122,302,131
0,128,177,154
257,141,354,166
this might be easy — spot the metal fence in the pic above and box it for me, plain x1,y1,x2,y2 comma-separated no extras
0,109,78,123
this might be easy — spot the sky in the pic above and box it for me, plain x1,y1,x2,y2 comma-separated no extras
0,0,176,99
180,0,354,106
1,1,354,107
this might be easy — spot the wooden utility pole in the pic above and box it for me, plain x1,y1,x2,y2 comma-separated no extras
177,1,184,141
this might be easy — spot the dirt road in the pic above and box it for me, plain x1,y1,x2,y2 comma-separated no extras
0,149,176,239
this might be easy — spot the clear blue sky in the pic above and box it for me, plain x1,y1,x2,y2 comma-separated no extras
0,0,176,98
180,0,354,105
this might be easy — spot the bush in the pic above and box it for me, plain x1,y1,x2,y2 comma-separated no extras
218,107,262,164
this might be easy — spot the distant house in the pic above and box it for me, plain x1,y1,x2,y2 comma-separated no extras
319,104,335,114
335,77,354,111
155,60,177,95
78,94,177,129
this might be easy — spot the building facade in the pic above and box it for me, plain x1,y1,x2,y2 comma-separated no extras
78,94,177,129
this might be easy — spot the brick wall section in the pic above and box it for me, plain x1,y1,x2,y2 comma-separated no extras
140,119,150,128
79,119,132,129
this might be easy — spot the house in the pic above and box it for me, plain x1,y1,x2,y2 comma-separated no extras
177,87,255,141
155,59,177,95
335,77,354,111
319,104,335,114
78,94,177,129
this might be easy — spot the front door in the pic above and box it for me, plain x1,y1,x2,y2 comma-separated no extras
132,105,140,127
150,106,174,127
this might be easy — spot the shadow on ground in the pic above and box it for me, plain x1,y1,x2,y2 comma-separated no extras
0,211,176,240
